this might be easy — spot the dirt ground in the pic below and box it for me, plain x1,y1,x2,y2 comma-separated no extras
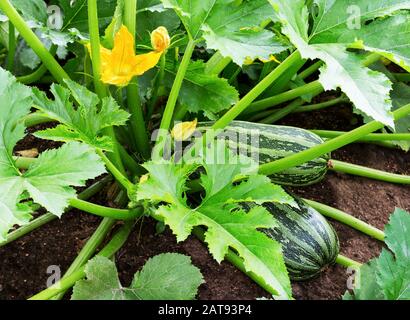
0,103,409,300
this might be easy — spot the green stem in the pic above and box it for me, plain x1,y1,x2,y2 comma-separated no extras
28,221,135,300
250,97,348,121
312,130,410,142
0,0,69,83
330,159,410,185
7,21,16,71
393,73,410,82
213,51,302,130
97,149,134,192
87,0,107,98
14,156,36,169
124,0,150,159
303,199,385,241
336,255,362,269
205,51,232,75
246,53,380,116
298,61,323,80
52,217,116,300
159,39,195,132
0,177,111,247
69,198,143,220
260,99,304,124
88,0,124,173
258,103,410,176
244,80,323,116
147,53,167,120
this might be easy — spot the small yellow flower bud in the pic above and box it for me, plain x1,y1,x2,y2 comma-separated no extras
171,119,198,141
151,26,170,52
139,174,150,184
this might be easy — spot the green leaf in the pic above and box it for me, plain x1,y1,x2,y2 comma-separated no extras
338,13,410,73
137,142,293,299
342,260,384,300
387,82,410,151
343,208,410,300
56,0,118,34
269,0,406,128
136,0,180,44
131,253,204,300
310,0,410,43
101,0,124,48
162,0,285,65
72,254,204,300
377,249,410,300
9,0,47,24
163,60,239,119
32,79,129,151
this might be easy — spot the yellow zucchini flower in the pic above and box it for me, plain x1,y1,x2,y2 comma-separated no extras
88,25,170,87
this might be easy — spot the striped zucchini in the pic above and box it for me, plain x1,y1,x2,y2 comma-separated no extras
262,198,340,281
199,121,329,186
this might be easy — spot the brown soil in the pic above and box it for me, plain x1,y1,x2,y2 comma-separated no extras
0,104,409,300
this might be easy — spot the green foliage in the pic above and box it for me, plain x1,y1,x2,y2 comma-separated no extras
163,60,239,119
388,83,410,151
343,208,410,300
269,0,410,128
0,68,106,241
32,79,129,151
137,142,294,299
71,254,204,300
162,0,287,65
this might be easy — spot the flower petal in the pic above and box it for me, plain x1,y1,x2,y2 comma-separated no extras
132,51,162,76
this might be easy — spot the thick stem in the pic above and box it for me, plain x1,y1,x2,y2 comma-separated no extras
28,221,135,300
70,199,143,220
213,51,302,130
124,0,150,159
205,51,232,75
52,217,116,300
88,0,125,173
159,39,196,132
244,81,323,115
87,0,107,98
97,149,134,192
312,130,410,142
258,104,410,176
298,60,323,80
246,53,380,116
0,0,69,83
260,99,304,124
336,255,362,269
303,199,385,241
7,21,16,71
330,159,410,185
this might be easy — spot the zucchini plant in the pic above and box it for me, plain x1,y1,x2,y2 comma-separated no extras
0,0,409,301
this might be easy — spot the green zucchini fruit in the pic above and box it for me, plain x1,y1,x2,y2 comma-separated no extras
262,198,340,281
198,121,329,186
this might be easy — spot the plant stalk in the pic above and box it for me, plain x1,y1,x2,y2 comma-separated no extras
124,0,151,159
303,199,385,241
336,255,362,269
0,0,69,83
258,103,410,176
312,130,410,142
159,39,196,132
330,159,410,185
213,51,302,130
